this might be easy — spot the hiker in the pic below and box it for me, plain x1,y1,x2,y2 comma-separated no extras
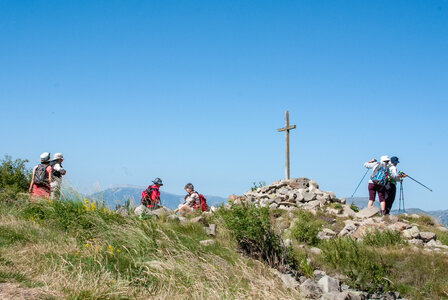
49,153,66,200
174,183,200,216
364,155,390,215
384,156,407,215
28,152,53,201
140,178,163,210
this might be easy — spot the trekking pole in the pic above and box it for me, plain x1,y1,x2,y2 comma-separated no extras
399,172,433,192
351,169,370,198
399,181,405,212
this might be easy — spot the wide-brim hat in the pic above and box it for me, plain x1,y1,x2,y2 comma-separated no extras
40,152,50,162
153,178,164,186
380,155,390,163
53,153,64,160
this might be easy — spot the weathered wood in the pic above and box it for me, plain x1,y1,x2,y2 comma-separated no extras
277,111,296,180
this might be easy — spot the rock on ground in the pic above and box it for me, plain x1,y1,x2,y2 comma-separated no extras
318,275,340,293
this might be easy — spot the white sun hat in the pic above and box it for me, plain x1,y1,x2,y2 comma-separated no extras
380,155,390,163
53,153,64,160
40,152,50,162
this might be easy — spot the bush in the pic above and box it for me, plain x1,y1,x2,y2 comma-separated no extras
290,210,322,246
319,237,391,292
0,155,32,200
350,203,360,213
217,204,297,272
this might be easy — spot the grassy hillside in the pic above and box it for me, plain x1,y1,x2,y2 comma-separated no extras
1,193,448,299
0,195,299,299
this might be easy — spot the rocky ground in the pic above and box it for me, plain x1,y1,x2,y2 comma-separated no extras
129,177,448,300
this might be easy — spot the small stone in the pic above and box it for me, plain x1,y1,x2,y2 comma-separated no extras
309,180,319,189
408,239,424,246
277,272,299,289
318,275,340,293
199,239,215,246
313,269,326,281
394,222,410,231
425,239,442,247
284,238,292,247
116,207,129,217
206,224,217,236
321,292,349,300
410,214,421,219
387,215,399,223
310,247,322,255
269,203,279,210
134,204,151,216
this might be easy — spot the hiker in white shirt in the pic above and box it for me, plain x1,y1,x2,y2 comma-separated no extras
364,155,390,215
49,153,66,200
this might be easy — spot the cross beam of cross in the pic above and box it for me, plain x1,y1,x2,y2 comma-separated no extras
277,110,296,180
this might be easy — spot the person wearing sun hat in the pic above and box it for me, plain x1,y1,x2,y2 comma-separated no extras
28,152,53,201
49,153,66,200
364,155,390,214
384,156,407,215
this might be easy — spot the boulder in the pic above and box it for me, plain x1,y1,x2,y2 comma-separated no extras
318,228,337,240
300,279,322,299
151,207,173,217
276,271,299,289
134,204,151,216
341,204,356,217
303,192,316,202
419,232,436,242
277,187,290,195
355,207,379,219
393,222,411,231
167,214,179,222
318,275,340,293
408,239,424,246
116,207,129,217
402,226,420,239
309,180,319,189
310,247,322,255
199,239,215,246
191,216,208,226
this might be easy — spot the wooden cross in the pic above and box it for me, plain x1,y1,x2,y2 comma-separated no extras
277,110,296,180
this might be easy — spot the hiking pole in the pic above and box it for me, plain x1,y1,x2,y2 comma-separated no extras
351,169,370,198
399,181,405,212
399,172,433,192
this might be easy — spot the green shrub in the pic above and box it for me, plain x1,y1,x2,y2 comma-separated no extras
362,230,404,247
0,155,32,200
290,210,322,246
251,181,266,191
350,203,360,213
217,204,297,272
319,238,391,292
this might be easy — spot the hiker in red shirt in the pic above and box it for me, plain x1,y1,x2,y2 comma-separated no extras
28,152,53,201
141,178,163,210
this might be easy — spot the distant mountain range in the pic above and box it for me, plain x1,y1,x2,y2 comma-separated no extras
89,185,227,210
346,197,448,227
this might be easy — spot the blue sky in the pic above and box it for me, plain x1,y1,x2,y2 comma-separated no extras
1,1,447,210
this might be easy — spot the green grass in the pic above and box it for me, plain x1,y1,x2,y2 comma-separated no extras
290,209,323,246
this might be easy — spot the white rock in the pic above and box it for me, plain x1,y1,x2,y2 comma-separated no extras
200,239,216,246
318,275,340,293
355,206,379,219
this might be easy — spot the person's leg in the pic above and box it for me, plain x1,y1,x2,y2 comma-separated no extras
378,187,387,215
368,183,376,207
385,183,396,215
180,205,193,216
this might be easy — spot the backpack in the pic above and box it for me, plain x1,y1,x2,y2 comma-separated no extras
198,194,208,212
34,164,49,187
141,186,159,208
371,165,389,186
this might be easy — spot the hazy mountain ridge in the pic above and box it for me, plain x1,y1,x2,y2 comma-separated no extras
90,185,226,210
346,197,448,227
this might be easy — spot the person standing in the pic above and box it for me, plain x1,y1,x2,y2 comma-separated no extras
364,155,390,215
384,156,406,215
28,152,53,201
49,153,66,200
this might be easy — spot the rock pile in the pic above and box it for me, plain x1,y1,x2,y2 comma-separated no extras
230,178,348,214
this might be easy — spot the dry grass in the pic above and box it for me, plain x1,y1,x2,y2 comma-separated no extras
0,200,301,299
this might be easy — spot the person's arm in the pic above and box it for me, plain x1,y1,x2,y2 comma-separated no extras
47,166,53,185
389,166,401,182
364,159,378,169
54,163,66,175
28,167,36,193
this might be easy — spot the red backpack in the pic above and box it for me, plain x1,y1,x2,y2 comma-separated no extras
198,194,208,212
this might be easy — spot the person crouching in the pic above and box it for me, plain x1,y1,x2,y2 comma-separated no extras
174,183,200,216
